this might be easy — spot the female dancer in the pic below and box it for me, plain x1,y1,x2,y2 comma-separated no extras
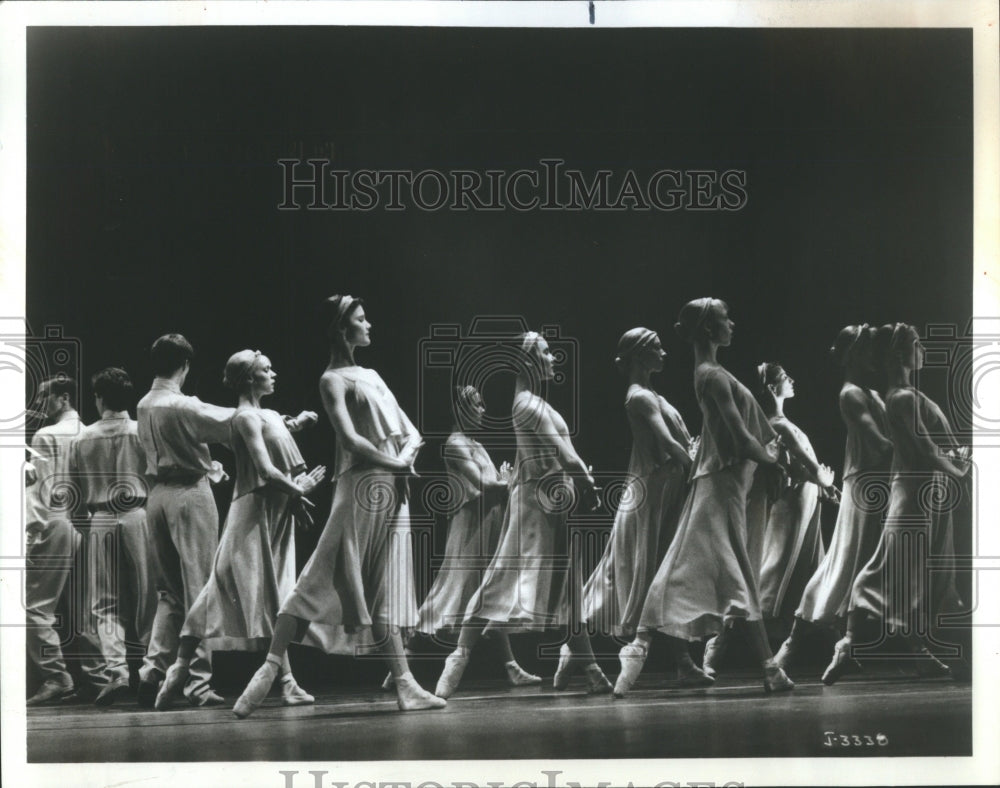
753,362,838,622
383,385,541,689
233,295,446,716
773,325,892,672
154,349,325,710
434,332,613,698
615,298,794,697
823,323,968,684
581,329,695,664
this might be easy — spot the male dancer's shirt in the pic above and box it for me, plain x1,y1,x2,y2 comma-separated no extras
137,379,233,480
25,409,83,533
69,414,149,511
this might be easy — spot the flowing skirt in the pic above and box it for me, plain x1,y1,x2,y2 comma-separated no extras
850,472,963,631
182,488,296,649
583,463,687,638
462,472,581,631
282,467,418,654
758,482,824,620
796,475,884,625
639,460,761,641
416,497,505,636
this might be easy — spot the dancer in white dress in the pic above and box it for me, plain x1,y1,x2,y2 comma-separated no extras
382,385,541,690
233,296,446,717
154,350,325,710
823,323,968,684
434,332,613,698
579,329,697,694
773,325,892,674
614,299,794,697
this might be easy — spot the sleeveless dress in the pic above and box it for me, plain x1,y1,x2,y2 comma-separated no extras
415,433,507,636
281,367,420,653
639,365,777,641
461,393,581,630
583,386,692,638
796,385,890,624
849,386,964,630
755,417,826,620
182,408,305,648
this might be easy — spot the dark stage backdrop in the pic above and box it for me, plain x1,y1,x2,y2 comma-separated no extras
26,26,973,684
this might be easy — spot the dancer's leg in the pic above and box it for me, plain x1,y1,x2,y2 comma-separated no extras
435,620,486,698
233,614,308,718
490,630,542,686
554,630,611,693
823,609,864,685
743,619,794,693
375,623,445,710
613,630,654,698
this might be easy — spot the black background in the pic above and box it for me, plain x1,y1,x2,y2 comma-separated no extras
26,26,973,685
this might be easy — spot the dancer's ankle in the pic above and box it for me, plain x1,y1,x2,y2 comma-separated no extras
264,653,282,669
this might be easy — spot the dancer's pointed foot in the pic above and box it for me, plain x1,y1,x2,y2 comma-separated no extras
584,663,613,695
763,662,795,694
154,663,190,711
233,659,279,719
911,647,952,679
773,636,796,674
676,660,715,688
280,674,315,706
702,632,727,679
505,660,542,686
613,643,648,698
434,648,469,699
553,644,575,690
396,672,446,711
822,638,862,686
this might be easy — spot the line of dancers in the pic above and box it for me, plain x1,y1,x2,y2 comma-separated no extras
23,295,970,716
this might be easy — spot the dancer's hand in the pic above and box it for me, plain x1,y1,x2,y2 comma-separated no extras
687,436,701,461
498,461,514,484
290,410,319,432
295,465,327,496
292,496,316,529
821,484,841,505
816,463,835,488
207,460,229,484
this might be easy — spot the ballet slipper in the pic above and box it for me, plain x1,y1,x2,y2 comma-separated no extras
584,663,613,695
763,662,795,694
154,663,189,711
910,647,952,679
505,660,542,686
233,659,279,719
773,636,796,674
434,648,469,699
702,632,727,679
396,672,446,711
822,638,862,686
676,659,715,688
552,644,576,690
613,643,647,698
279,674,315,706
381,671,395,691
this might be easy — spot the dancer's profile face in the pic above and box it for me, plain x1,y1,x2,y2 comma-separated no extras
344,306,372,348
707,302,734,346
462,390,486,429
250,355,276,397
533,338,556,380
640,335,666,372
771,367,794,399
899,327,925,372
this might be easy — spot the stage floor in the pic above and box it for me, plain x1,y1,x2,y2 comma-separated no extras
27,670,970,762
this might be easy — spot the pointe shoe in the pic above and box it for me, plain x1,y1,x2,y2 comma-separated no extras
94,678,130,707
702,632,727,679
233,659,279,719
763,663,795,694
505,660,542,686
773,637,796,674
822,639,862,686
396,672,447,711
553,644,576,690
280,674,315,706
154,663,190,711
434,649,469,699
191,689,226,707
911,648,952,679
613,643,648,698
381,671,395,691
584,663,613,695
676,660,715,688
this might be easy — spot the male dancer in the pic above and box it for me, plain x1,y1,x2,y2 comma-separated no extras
25,376,104,705
137,334,233,707
68,367,158,705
